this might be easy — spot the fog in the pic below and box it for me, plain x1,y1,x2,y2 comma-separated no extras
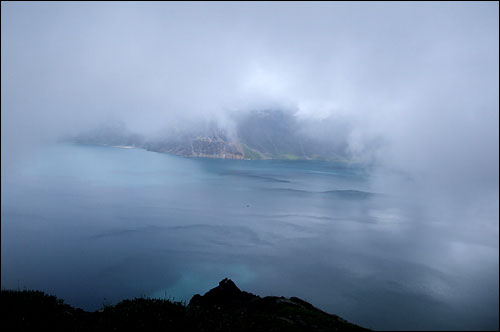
2,3,498,219
1,3,499,329
2,2,498,220
1,3,497,153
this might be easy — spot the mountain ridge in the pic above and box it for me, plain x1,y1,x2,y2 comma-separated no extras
71,110,351,161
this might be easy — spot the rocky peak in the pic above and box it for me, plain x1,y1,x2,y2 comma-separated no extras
217,278,240,292
189,278,259,308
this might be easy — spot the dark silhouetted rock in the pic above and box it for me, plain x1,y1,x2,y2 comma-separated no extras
189,278,259,308
2,280,370,331
187,279,369,331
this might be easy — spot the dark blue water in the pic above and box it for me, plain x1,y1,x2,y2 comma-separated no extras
1,143,498,330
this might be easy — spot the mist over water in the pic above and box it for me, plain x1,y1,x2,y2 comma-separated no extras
2,2,498,169
1,2,499,331
1,144,498,330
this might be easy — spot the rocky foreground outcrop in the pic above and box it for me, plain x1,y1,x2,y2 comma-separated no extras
188,278,368,331
2,279,369,331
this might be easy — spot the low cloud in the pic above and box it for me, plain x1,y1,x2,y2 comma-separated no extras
2,2,498,198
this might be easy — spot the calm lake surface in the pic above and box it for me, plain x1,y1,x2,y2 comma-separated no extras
1,143,498,330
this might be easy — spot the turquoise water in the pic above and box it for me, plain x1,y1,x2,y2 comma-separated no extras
1,143,498,330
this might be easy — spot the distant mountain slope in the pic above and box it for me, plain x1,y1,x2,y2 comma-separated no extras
72,122,144,148
234,110,350,160
143,129,245,159
71,110,350,161
236,109,305,157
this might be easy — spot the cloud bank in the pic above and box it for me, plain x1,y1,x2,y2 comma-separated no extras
2,2,498,196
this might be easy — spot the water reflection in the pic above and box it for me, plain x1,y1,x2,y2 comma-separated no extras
1,144,498,330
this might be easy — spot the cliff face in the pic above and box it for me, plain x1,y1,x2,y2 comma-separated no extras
139,110,324,160
144,135,244,159
191,137,244,159
71,110,350,161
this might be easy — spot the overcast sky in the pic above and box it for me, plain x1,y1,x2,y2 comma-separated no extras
2,2,499,195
